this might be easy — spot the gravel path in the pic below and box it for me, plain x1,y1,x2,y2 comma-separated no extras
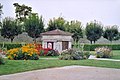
0,66,120,80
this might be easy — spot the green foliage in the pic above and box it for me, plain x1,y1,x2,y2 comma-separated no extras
83,51,91,59
1,17,22,42
8,51,39,60
0,55,5,65
0,3,3,15
110,50,120,59
95,47,112,58
73,44,120,51
46,50,59,56
47,17,65,31
13,3,32,21
85,20,103,44
59,49,90,60
0,43,22,50
1,59,120,75
103,25,120,42
6,45,39,60
0,3,3,26
65,20,83,42
24,13,44,41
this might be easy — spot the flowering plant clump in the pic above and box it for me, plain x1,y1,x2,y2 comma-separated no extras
34,43,59,56
0,49,6,55
7,44,39,60
59,49,90,60
95,46,112,58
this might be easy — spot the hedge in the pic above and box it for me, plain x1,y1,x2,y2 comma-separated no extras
72,44,120,51
1,43,120,51
0,43,23,50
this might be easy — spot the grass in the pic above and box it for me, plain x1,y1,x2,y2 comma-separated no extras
90,50,120,60
39,56,58,58
0,50,120,75
110,50,120,59
0,59,120,75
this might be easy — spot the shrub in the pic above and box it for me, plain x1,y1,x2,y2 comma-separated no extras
0,43,22,50
39,48,52,56
83,51,91,59
59,49,90,60
6,44,39,60
95,46,112,58
46,50,59,56
0,54,5,65
73,44,120,51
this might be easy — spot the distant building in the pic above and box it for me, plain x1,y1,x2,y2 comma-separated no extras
41,29,73,52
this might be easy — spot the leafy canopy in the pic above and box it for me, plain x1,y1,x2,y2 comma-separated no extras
1,17,22,42
65,20,83,42
47,17,65,31
103,25,120,42
85,20,103,44
24,13,44,41
13,3,32,22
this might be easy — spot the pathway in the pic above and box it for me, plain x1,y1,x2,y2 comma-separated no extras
0,66,120,80
89,55,120,61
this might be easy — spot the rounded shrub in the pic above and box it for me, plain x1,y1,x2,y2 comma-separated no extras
46,50,59,56
95,46,112,58
59,49,90,60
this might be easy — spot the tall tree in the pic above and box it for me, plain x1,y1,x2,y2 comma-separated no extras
0,3,3,27
24,13,44,42
13,3,32,22
85,20,103,44
103,25,119,43
47,17,65,31
1,17,22,42
65,20,83,42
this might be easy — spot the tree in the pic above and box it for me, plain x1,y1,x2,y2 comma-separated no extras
47,17,65,31
1,17,22,42
0,3,3,27
103,25,119,43
85,20,103,44
65,20,83,42
24,13,44,42
13,3,32,22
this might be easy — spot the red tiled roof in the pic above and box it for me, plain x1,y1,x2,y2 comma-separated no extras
41,29,72,36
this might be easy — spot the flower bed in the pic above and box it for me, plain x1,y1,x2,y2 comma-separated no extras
7,44,39,60
34,44,59,56
6,43,59,60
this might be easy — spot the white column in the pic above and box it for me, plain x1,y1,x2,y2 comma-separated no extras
43,41,47,48
69,41,72,49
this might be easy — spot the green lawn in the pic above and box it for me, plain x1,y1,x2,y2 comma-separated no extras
0,59,120,75
110,50,120,59
90,50,120,60
0,50,120,75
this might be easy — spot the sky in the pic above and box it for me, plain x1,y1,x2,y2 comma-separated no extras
0,0,120,29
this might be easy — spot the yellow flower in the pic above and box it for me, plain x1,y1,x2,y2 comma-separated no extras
14,54,17,57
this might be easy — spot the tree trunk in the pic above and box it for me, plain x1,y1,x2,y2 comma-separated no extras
11,38,14,42
90,41,92,44
93,40,95,44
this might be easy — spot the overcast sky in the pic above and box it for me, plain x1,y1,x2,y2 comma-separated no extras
1,0,120,28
